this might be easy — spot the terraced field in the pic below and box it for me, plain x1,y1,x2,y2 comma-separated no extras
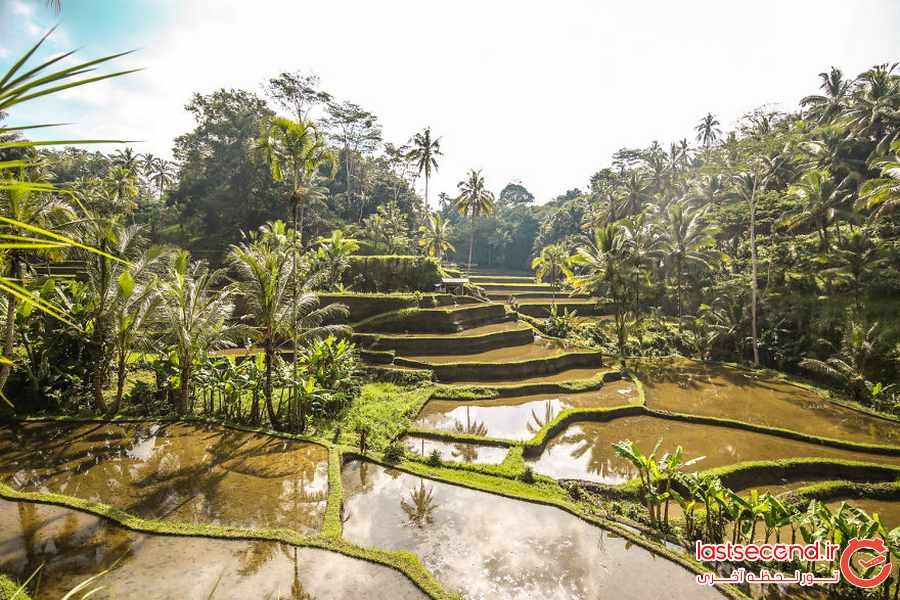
1,278,898,599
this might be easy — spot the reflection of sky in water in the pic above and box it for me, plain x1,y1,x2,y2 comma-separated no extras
402,436,508,464
528,416,900,484
341,461,721,600
0,499,426,600
415,382,638,441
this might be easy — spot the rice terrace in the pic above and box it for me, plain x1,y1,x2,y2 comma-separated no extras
0,1,899,599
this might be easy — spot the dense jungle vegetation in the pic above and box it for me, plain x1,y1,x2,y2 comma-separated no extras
1,25,899,430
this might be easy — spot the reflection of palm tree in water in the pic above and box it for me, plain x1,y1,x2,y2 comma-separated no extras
526,400,558,435
451,406,488,462
564,428,634,480
237,543,315,599
400,480,438,528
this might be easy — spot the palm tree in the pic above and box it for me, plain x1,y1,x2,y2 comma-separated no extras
454,169,495,271
229,222,348,429
79,217,163,413
148,158,176,199
531,243,571,302
782,169,849,247
315,228,360,290
418,213,454,263
618,172,649,216
569,223,631,358
159,251,236,414
800,67,850,123
695,113,721,149
0,29,136,401
253,116,333,426
859,140,900,218
657,201,718,317
111,147,140,177
408,127,441,207
253,116,333,248
0,185,74,391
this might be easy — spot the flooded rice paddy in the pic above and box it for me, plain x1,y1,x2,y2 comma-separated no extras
0,421,329,533
635,358,900,446
401,435,508,464
340,460,723,600
0,498,426,600
415,380,638,440
529,415,900,483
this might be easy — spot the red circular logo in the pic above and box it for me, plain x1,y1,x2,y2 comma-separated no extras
840,538,892,588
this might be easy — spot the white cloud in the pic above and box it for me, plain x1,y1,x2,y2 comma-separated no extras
27,0,900,204
10,0,35,17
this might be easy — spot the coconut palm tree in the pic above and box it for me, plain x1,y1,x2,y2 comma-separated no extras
617,171,650,217
569,223,631,357
147,158,176,199
859,140,900,218
408,127,441,207
531,243,571,302
79,217,163,413
418,213,454,263
657,201,718,318
695,113,721,149
110,147,140,177
454,169,495,271
800,67,851,123
228,222,348,429
782,169,849,247
253,116,333,424
0,184,74,392
315,228,360,290
159,251,236,414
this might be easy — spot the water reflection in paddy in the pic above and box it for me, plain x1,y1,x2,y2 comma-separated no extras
0,421,328,533
415,380,638,440
635,358,900,446
340,460,723,600
401,435,507,464
0,499,426,600
529,416,900,483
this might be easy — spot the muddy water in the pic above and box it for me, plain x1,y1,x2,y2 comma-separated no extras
529,416,900,483
451,366,605,386
340,460,723,600
415,381,638,440
408,339,566,363
0,499,425,600
0,421,328,533
635,358,900,446
401,435,508,464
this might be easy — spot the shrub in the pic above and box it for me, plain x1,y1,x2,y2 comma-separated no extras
383,442,406,464
342,255,442,292
542,305,577,338
427,449,443,467
521,465,535,483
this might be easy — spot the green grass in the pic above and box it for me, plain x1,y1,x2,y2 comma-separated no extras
311,383,434,450
0,575,27,600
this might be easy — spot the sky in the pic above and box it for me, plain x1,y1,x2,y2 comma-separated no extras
2,0,900,205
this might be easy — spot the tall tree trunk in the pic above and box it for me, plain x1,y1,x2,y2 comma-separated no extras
0,256,20,393
112,348,127,414
178,363,190,415
749,178,760,367
467,217,475,271
92,319,109,413
424,173,429,208
264,343,278,428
